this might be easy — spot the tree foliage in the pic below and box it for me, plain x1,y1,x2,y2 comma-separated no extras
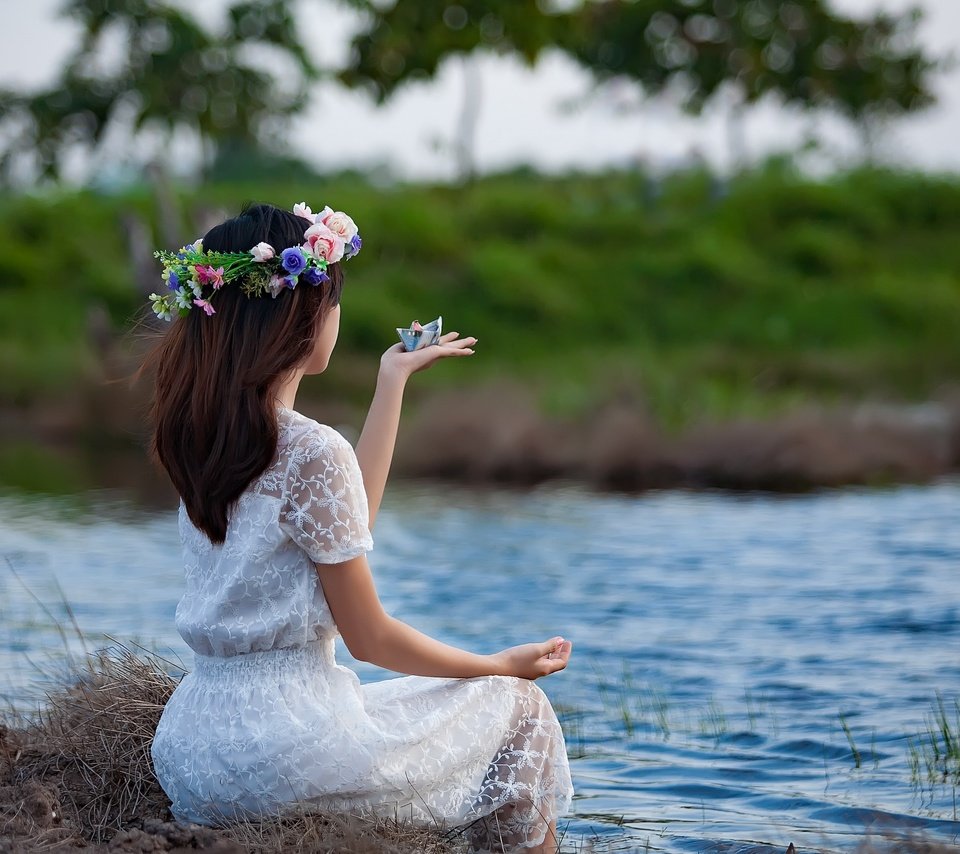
0,0,317,183
341,0,937,122
566,0,936,119
0,0,941,185
340,1,570,101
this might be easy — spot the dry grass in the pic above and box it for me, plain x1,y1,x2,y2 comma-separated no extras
0,644,461,853
0,644,177,848
218,808,462,854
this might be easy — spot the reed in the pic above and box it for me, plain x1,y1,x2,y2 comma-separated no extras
592,665,673,740
698,699,729,742
908,693,960,818
555,703,588,761
839,712,863,769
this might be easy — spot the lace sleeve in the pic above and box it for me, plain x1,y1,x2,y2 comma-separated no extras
278,424,374,565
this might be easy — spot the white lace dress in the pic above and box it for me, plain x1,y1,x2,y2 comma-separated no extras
150,407,573,851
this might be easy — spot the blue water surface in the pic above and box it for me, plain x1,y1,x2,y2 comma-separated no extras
2,480,959,853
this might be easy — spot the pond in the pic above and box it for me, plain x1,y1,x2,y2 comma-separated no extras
2,480,960,852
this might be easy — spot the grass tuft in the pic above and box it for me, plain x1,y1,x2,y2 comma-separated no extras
910,693,960,815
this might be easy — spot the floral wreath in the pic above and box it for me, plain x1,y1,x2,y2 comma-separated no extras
149,202,362,321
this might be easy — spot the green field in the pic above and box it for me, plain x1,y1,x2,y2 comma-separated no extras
3,162,959,430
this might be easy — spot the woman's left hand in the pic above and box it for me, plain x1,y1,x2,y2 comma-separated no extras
490,637,574,680
379,331,477,382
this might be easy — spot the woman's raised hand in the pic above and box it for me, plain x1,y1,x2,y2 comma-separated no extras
379,331,477,381
491,637,573,681
357,330,476,528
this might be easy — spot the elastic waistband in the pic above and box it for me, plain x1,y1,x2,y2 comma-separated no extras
191,640,336,677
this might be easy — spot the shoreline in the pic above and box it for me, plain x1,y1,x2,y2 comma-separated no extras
395,392,960,493
2,384,957,504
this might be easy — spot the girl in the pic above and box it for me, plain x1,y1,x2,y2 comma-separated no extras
146,203,574,853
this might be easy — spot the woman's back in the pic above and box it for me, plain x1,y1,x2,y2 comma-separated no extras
175,407,372,658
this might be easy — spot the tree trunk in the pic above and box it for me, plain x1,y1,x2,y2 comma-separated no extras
147,158,180,250
726,97,748,172
455,55,482,183
857,113,881,166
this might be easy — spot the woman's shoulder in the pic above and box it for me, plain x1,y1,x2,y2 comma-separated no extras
277,407,355,459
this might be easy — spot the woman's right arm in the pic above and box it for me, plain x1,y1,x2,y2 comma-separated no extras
316,555,573,680
355,332,476,531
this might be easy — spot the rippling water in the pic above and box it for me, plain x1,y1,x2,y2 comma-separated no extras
2,481,960,852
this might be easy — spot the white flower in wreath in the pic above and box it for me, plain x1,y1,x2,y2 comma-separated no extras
250,242,276,262
318,206,359,242
173,288,193,310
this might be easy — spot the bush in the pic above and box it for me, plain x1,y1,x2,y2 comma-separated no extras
2,166,959,425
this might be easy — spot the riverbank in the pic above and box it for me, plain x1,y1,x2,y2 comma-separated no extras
1,373,957,503
394,385,960,491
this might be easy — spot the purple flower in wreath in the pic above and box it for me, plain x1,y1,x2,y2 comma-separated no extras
285,274,298,289
344,234,362,259
302,267,329,286
281,247,307,276
166,270,179,291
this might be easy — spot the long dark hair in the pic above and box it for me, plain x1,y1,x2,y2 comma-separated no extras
144,204,344,543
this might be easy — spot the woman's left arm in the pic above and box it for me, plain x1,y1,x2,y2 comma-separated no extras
354,331,476,528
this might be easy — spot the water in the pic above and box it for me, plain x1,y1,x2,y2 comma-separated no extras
2,480,960,853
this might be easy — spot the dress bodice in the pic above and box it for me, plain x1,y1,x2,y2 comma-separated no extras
174,408,374,657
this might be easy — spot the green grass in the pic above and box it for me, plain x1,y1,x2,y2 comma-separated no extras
840,712,863,769
3,162,960,426
910,694,960,814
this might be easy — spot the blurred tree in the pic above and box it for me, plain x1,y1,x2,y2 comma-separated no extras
340,0,937,174
340,1,571,180
564,0,938,165
0,0,317,185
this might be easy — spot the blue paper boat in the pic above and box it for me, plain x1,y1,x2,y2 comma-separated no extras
397,316,443,351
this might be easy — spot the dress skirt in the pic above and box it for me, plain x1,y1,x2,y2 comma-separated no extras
150,640,573,852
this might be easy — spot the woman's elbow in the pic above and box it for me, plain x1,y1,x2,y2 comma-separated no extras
345,638,375,663
339,617,390,664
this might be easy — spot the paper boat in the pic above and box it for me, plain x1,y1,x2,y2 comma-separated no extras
397,316,442,351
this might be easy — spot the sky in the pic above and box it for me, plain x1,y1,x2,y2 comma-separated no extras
1,0,958,181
